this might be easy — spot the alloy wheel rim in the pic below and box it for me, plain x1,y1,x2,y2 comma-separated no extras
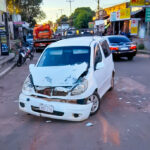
87,95,99,113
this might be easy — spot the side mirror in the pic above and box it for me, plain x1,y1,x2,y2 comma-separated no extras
96,62,104,70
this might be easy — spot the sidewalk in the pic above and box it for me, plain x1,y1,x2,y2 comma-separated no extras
132,37,150,55
0,53,16,78
137,50,150,55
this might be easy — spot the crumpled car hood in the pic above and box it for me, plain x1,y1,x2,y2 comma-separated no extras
30,63,88,87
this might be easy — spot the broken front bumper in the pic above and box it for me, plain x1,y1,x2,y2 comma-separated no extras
19,93,93,121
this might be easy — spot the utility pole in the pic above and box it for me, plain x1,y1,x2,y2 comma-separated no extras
59,9,64,17
66,0,74,15
97,0,100,19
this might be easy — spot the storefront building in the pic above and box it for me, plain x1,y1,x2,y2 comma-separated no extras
110,8,131,36
0,0,9,55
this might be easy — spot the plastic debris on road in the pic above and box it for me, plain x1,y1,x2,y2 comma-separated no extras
126,102,131,104
14,100,19,103
46,120,52,123
86,122,94,127
14,112,18,115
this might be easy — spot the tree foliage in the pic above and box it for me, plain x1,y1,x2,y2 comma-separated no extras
70,7,95,29
6,0,46,26
56,15,69,25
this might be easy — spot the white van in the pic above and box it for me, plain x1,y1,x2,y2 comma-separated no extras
19,36,115,121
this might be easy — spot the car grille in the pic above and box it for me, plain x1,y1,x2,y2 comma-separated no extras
36,88,68,96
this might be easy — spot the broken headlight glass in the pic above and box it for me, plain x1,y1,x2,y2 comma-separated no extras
22,76,34,93
71,78,88,96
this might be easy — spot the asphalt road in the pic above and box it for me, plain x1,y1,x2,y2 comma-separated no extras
0,53,150,150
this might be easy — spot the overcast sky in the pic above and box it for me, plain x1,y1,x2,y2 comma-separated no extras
40,0,130,23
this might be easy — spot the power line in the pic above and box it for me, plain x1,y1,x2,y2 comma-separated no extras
66,0,74,15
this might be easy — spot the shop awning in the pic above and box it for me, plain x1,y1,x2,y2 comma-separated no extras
131,9,143,16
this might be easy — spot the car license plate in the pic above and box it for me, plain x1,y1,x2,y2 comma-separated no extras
121,47,128,50
39,104,54,113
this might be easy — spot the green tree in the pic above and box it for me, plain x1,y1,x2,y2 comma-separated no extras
6,0,46,27
70,7,95,29
56,15,69,25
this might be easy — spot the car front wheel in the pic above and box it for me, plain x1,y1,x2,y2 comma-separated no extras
109,74,114,91
87,93,100,115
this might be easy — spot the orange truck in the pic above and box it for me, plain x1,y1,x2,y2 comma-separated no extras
33,24,57,51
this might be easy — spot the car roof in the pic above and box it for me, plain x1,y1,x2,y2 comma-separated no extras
105,35,128,38
48,36,103,48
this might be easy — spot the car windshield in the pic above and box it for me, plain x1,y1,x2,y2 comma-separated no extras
108,37,131,44
38,46,90,67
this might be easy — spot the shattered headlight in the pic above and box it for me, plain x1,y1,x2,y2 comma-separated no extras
22,76,34,94
71,78,88,96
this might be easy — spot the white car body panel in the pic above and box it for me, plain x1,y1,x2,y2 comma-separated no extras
29,62,88,87
19,93,92,121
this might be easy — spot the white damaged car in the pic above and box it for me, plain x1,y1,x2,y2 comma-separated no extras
19,36,115,121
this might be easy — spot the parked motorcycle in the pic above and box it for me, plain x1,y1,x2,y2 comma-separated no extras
17,44,34,67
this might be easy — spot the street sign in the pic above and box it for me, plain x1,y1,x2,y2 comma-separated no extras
131,18,139,35
120,8,131,20
110,12,117,22
88,22,94,28
130,0,150,7
146,8,150,22
0,33,9,55
110,8,131,22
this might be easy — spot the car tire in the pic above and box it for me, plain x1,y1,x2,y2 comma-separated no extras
87,92,100,115
128,56,134,60
109,74,114,91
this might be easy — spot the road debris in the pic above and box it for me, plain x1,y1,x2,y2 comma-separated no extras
119,97,123,100
14,100,18,103
46,120,52,123
126,102,131,104
14,112,18,115
86,122,94,127
133,95,140,98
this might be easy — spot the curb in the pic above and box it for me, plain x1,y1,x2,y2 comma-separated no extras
0,62,16,79
0,53,15,67
137,50,150,55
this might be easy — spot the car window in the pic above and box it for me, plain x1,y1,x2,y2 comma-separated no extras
38,46,90,67
101,40,111,58
108,36,131,43
94,44,102,66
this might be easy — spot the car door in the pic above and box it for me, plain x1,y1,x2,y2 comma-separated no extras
93,43,107,98
100,40,114,90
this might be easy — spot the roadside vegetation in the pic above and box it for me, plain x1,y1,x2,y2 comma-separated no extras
6,0,46,27
56,7,95,29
